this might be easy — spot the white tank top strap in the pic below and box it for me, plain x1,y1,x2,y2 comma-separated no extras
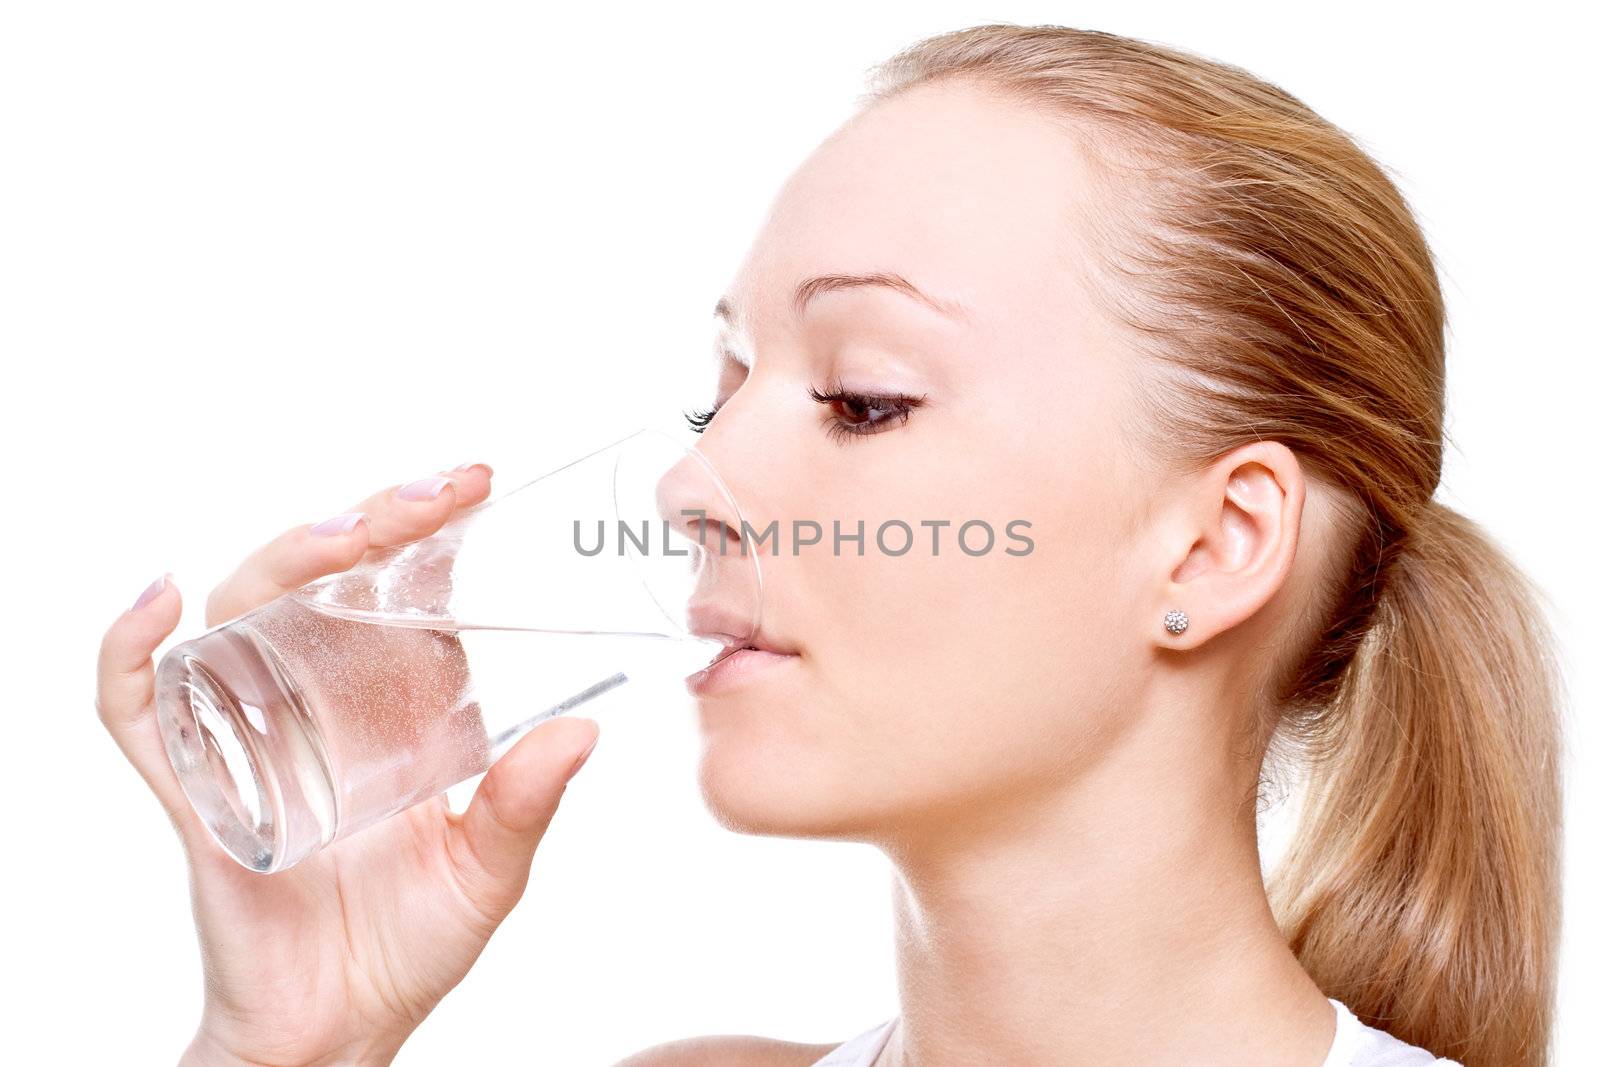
808,1016,896,1067
806,998,1462,1066
1323,997,1463,1066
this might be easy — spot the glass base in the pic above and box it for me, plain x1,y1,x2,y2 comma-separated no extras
156,620,338,873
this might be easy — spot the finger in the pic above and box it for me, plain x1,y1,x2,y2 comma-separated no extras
447,716,599,923
205,511,373,626
205,462,494,627
96,574,202,834
344,461,494,548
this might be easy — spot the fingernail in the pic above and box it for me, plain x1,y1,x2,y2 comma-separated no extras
398,476,451,501
130,574,167,612
310,511,366,537
451,461,492,475
572,731,600,773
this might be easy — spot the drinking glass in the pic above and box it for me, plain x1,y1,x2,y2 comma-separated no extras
154,429,761,873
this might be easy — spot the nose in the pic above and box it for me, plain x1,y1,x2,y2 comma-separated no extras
655,449,743,556
655,443,763,641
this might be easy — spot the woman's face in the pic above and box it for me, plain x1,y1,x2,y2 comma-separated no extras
686,79,1159,843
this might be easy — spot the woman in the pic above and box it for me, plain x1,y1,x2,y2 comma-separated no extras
96,24,1562,1066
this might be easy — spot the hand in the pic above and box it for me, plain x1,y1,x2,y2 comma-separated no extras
97,463,600,1066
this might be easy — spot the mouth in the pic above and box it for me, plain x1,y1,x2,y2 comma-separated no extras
684,610,799,696
699,632,791,669
704,639,749,669
686,600,765,656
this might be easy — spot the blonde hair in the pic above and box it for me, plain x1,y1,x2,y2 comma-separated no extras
861,24,1565,1065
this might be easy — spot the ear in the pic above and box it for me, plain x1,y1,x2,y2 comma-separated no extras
1156,441,1305,649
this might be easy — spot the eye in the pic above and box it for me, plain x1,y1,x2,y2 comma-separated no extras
807,379,927,441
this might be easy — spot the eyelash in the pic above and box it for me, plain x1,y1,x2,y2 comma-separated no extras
808,378,927,442
684,380,928,441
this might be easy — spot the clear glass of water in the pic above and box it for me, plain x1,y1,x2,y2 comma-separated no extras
154,428,762,873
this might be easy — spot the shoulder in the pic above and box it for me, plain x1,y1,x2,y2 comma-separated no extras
612,1034,845,1067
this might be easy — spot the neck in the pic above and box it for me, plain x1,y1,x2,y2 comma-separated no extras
875,711,1334,1066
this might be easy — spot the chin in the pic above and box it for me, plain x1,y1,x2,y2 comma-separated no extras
693,731,876,841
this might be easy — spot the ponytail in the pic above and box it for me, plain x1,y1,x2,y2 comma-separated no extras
861,23,1568,1063
1268,500,1565,1065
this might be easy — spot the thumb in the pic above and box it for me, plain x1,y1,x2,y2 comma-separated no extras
448,715,599,923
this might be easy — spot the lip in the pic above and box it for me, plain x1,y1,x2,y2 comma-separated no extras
685,600,761,649
685,644,798,696
684,600,798,695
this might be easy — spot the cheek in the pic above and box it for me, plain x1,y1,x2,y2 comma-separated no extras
793,477,1137,808
694,387,1146,828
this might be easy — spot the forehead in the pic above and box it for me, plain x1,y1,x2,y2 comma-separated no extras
729,80,1104,330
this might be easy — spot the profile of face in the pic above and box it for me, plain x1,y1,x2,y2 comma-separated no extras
686,79,1167,846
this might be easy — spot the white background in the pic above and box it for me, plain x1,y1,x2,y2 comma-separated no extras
2,3,1594,1063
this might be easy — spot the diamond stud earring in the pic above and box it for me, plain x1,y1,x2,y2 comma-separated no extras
1163,609,1189,635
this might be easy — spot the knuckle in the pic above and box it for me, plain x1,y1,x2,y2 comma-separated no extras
93,691,116,729
443,828,516,934
94,683,146,734
96,624,141,689
260,550,306,591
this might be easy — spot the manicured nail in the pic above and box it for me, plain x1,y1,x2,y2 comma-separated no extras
398,476,451,501
130,574,167,612
310,511,366,537
572,730,600,773
451,461,492,475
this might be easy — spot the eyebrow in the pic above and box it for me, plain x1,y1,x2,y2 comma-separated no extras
713,271,966,325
